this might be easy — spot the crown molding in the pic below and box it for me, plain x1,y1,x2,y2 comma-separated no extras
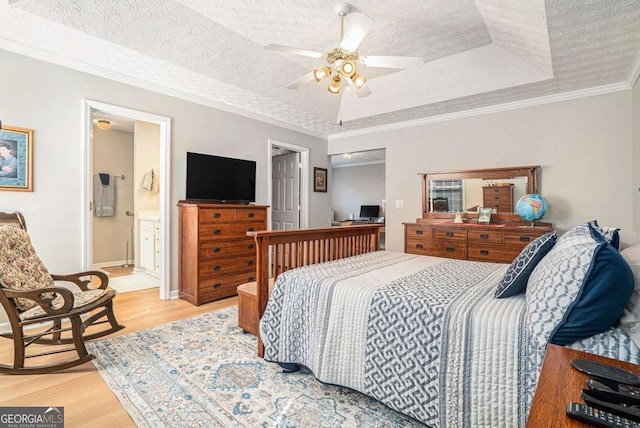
328,81,631,141
331,160,385,168
629,49,640,89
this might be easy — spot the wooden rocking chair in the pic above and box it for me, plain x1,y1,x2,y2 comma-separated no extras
0,214,124,374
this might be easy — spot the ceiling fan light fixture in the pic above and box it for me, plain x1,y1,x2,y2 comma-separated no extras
351,72,368,89
328,75,342,94
313,66,331,82
339,59,357,77
96,120,111,130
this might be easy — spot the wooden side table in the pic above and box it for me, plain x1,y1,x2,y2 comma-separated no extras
527,344,640,426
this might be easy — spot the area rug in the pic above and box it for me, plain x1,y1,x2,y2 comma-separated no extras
107,272,159,293
88,306,422,427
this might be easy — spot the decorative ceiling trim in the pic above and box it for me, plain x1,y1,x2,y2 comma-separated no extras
328,81,630,141
332,160,385,168
629,49,640,88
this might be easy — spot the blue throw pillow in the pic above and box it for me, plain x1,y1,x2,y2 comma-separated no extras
526,222,634,346
590,220,620,250
494,231,557,298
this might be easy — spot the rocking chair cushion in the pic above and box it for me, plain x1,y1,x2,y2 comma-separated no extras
19,289,109,320
0,225,55,311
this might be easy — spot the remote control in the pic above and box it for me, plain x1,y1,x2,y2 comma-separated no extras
588,378,640,401
572,359,640,385
567,402,640,427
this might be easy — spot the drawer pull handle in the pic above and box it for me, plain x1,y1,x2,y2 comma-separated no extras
446,247,454,252
446,232,454,237
212,265,221,271
416,230,423,235
214,229,221,235
416,244,424,249
247,227,255,232
480,250,489,255
248,244,254,249
248,260,254,266
519,236,530,242
213,247,221,253
248,276,255,282
248,212,255,218
480,234,489,239
213,213,221,218
494,197,499,200
213,283,221,289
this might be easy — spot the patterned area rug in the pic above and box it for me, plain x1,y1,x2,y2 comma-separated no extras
88,306,422,427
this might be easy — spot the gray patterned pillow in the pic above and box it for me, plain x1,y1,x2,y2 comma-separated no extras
494,231,556,298
525,222,633,346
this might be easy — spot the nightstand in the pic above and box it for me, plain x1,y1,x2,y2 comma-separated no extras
527,344,640,426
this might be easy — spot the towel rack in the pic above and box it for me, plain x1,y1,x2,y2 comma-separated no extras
115,175,125,180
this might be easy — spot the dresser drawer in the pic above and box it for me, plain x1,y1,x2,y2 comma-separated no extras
199,222,264,240
405,224,434,239
468,229,503,244
434,227,467,241
198,208,236,223
198,272,257,301
199,254,256,279
406,238,467,259
199,239,256,258
503,231,544,247
468,244,520,263
236,209,266,222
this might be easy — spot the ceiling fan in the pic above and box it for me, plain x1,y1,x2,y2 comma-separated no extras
265,2,424,98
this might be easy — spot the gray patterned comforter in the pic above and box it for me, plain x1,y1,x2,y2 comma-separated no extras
259,251,640,427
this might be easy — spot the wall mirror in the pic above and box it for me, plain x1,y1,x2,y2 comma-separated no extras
420,165,539,220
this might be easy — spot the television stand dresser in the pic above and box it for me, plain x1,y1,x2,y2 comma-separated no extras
178,201,268,305
406,165,552,263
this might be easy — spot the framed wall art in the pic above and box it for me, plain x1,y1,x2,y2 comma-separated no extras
0,125,34,192
313,167,327,192
477,207,493,224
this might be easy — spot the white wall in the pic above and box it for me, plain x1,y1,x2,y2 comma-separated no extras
331,163,385,221
330,91,635,251
0,48,328,298
633,79,640,232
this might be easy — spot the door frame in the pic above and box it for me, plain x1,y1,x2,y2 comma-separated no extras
267,139,309,230
83,100,172,300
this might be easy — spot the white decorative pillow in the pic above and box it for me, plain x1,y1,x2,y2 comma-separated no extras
525,222,633,347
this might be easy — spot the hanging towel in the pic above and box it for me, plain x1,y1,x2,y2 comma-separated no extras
142,169,160,193
98,173,110,185
93,174,115,217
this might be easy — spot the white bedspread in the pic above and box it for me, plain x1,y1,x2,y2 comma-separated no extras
260,250,640,427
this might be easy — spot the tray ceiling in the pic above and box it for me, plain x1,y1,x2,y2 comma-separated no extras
1,0,639,137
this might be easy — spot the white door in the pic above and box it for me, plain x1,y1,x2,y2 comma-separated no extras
272,152,300,230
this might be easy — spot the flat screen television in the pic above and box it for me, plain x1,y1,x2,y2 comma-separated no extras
186,152,256,203
359,205,380,220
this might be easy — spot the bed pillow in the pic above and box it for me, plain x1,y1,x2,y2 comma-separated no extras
617,244,640,347
494,231,557,298
525,222,633,347
590,220,620,250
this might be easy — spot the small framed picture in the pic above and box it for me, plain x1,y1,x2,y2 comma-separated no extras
477,207,492,224
0,125,34,192
313,167,327,192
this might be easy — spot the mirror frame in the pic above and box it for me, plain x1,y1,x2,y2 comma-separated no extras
420,165,540,221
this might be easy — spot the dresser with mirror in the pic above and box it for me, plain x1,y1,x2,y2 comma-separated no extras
404,165,553,263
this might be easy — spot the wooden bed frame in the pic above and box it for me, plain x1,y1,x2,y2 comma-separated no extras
247,224,383,356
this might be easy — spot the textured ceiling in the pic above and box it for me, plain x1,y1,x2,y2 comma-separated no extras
1,0,639,137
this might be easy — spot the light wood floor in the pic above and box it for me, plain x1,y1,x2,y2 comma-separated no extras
0,288,238,427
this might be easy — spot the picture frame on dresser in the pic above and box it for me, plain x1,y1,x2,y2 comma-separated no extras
477,207,492,224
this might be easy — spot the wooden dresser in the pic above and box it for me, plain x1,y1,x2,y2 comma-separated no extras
404,221,552,263
482,184,513,213
178,201,268,305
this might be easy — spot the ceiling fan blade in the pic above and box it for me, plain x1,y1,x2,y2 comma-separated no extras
264,44,323,59
339,13,374,52
345,75,372,98
361,55,424,70
286,71,316,89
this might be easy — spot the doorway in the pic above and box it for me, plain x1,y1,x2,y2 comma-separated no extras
268,139,309,230
83,100,172,300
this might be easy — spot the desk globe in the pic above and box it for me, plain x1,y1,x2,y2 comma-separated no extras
516,194,547,223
